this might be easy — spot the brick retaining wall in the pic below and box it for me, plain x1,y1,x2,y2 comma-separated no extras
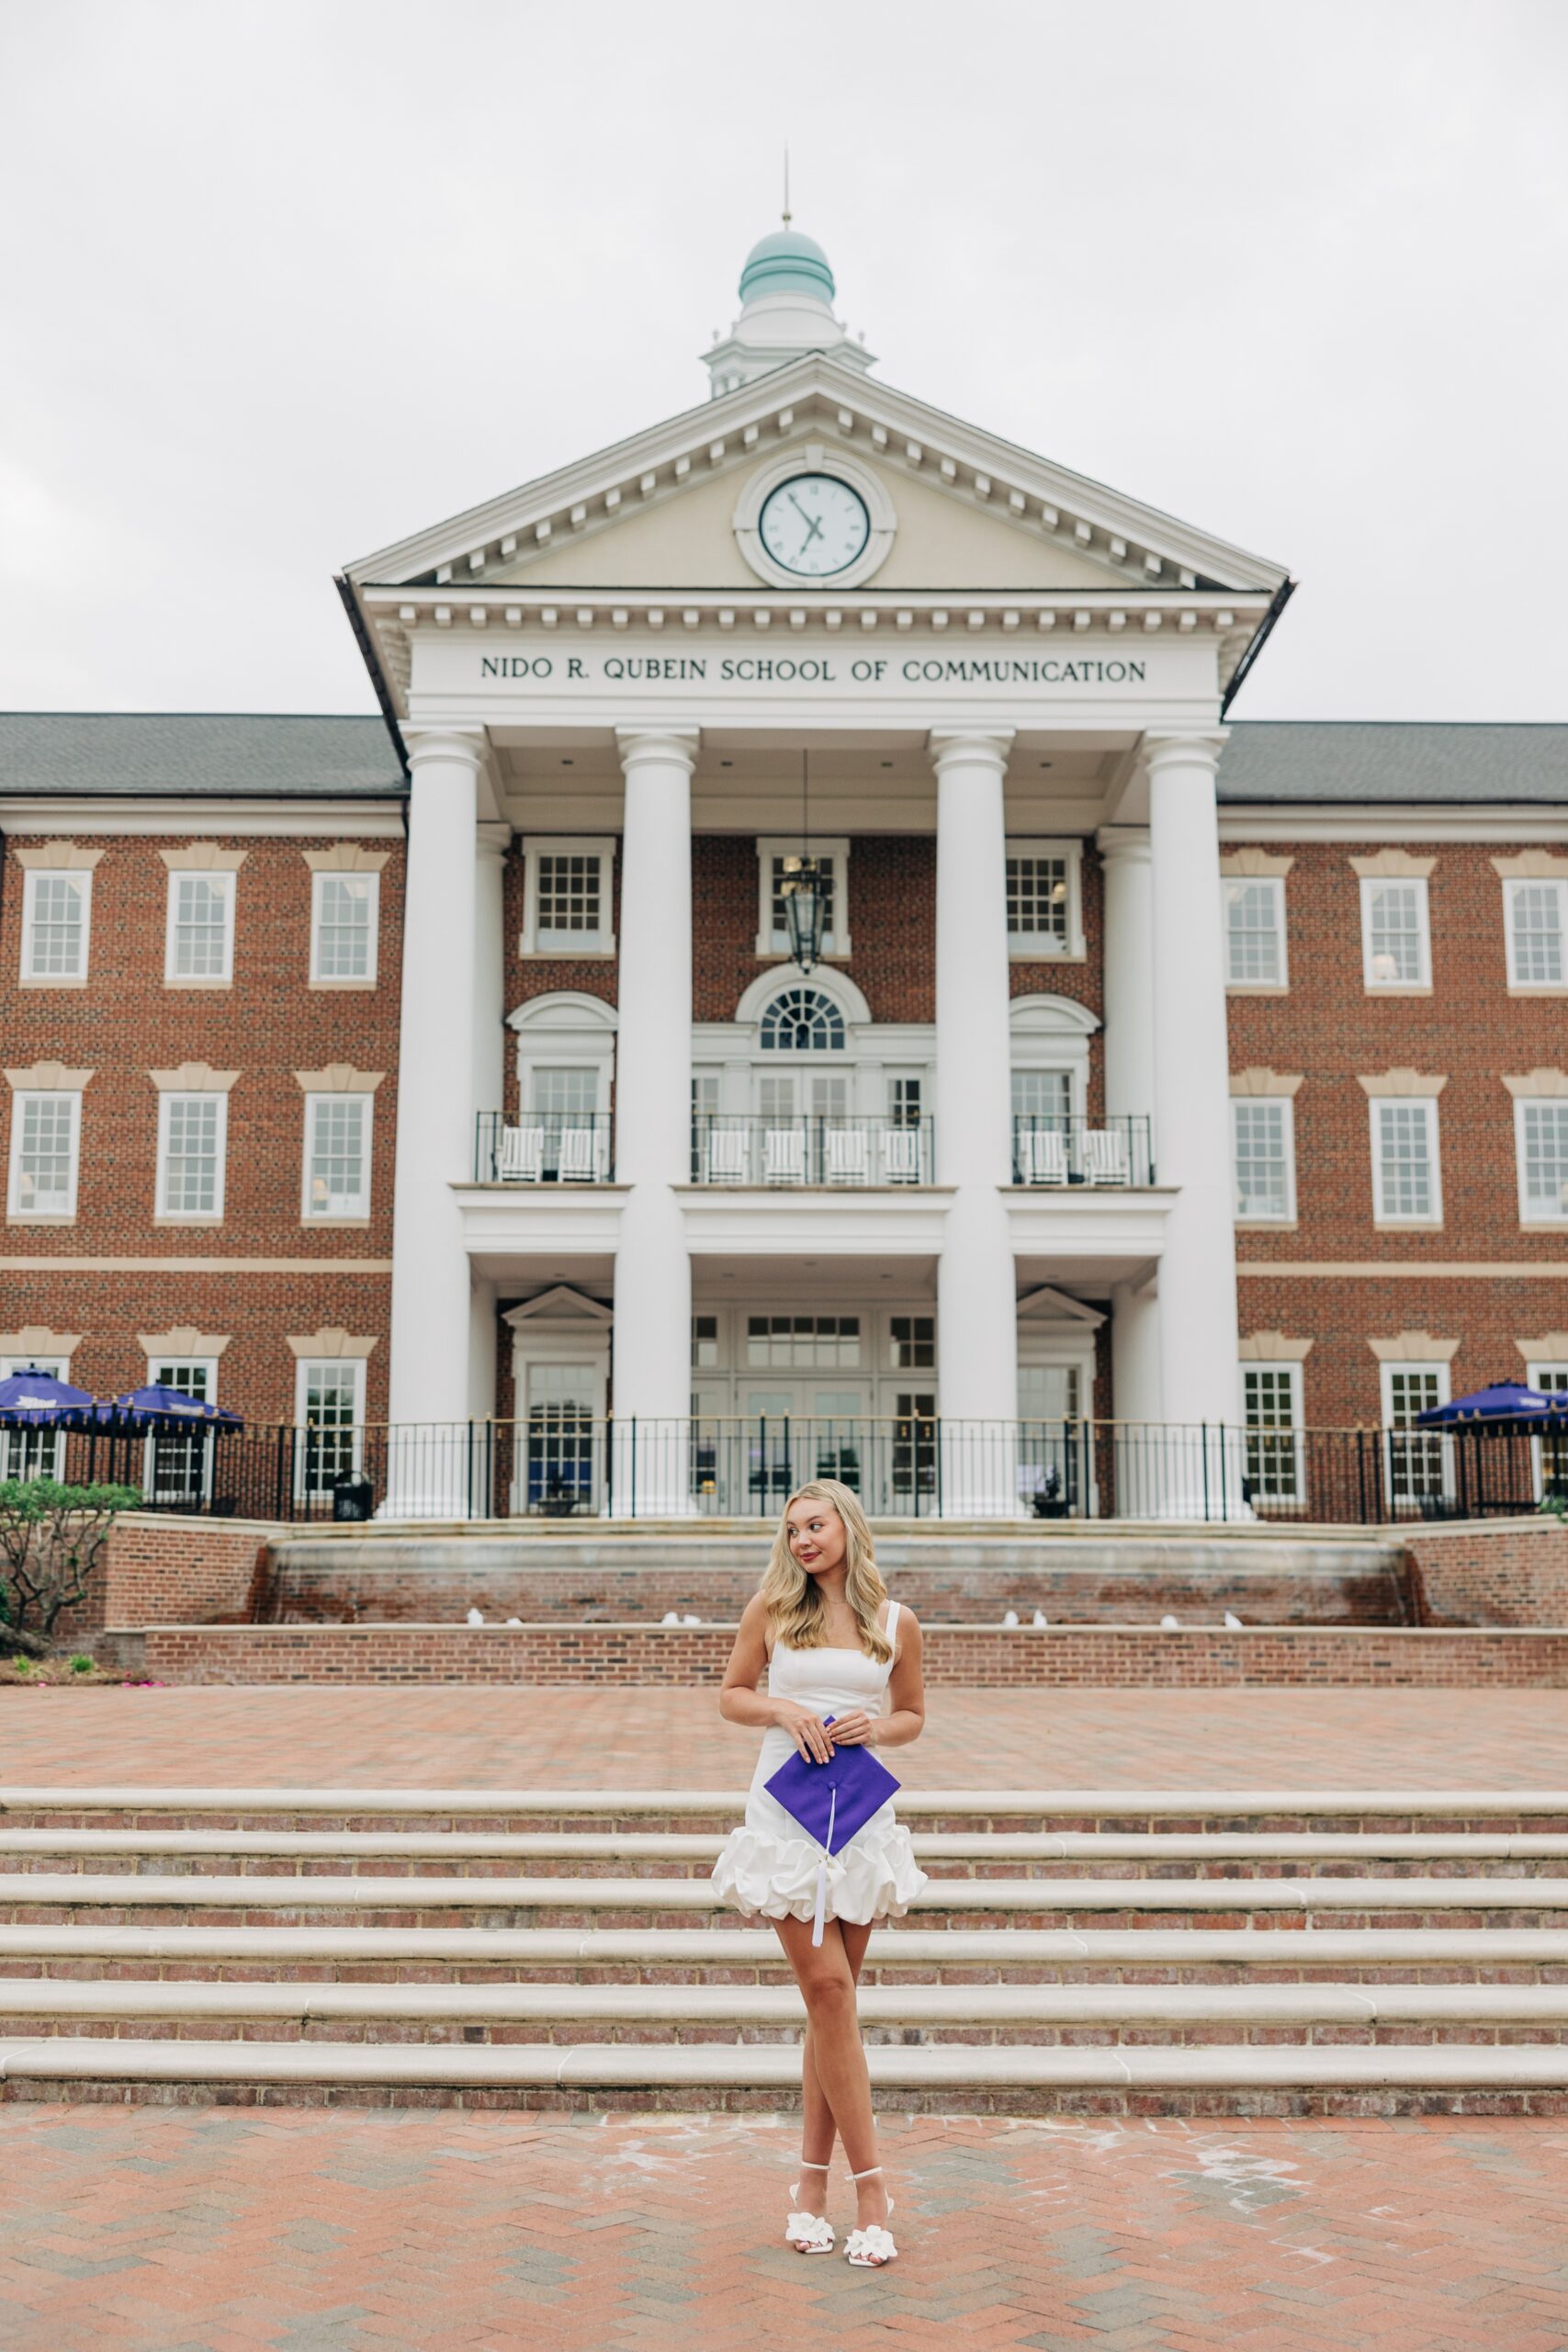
260,1547,1410,1629
58,1516,276,1636
95,1622,1568,1687
1404,1517,1568,1629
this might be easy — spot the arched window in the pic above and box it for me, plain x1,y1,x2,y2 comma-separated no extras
759,987,846,1051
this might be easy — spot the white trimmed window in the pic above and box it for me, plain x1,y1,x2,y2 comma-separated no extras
1007,841,1084,958
1224,876,1286,987
1516,1099,1568,1225
21,871,91,982
1505,879,1566,989
1381,1362,1451,1506
295,1358,365,1496
1529,1363,1568,1504
1242,1363,1303,1505
1360,877,1430,989
165,871,235,983
1232,1100,1296,1222
145,1358,219,1505
157,1093,227,1220
0,1355,67,1479
1370,1097,1441,1225
303,1094,372,1219
756,838,850,958
310,872,378,983
521,837,615,956
7,1091,81,1218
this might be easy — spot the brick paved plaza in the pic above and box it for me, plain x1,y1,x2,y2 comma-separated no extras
2,2105,1567,2351
10,1682,1568,1792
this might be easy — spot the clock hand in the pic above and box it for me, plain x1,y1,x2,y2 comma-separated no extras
786,492,825,547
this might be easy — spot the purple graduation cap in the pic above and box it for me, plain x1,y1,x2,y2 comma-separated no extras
765,1720,901,1945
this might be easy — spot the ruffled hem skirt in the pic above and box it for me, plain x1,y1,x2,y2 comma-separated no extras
710,1794,929,1927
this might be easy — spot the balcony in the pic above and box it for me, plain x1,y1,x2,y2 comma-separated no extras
1011,1114,1155,1189
689,1114,935,1187
475,1113,614,1184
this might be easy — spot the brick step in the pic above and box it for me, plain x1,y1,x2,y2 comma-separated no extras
5,2034,1568,2117
7,1788,1568,1836
6,1922,1568,1984
6,1977,1568,2048
9,1872,1568,1932
8,1827,1568,1880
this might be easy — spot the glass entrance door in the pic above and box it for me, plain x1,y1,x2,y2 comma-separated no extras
522,1363,598,1514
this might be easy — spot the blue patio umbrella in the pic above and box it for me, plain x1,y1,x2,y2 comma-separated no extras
1416,1381,1568,1431
0,1364,96,1426
94,1385,244,1432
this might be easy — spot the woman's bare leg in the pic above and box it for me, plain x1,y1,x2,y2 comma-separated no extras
791,1919,874,2211
772,1915,888,2231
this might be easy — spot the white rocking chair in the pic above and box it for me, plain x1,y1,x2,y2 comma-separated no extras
499,1125,545,1183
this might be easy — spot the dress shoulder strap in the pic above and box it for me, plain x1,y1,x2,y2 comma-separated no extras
884,1599,900,1657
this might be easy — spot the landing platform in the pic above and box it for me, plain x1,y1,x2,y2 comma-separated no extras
7,1685,1568,1790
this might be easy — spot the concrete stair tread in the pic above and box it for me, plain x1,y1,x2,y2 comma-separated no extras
8,1871,1568,1911
6,1977,1568,2024
5,2034,1567,2090
10,1826,1568,1862
6,1921,1568,1962
9,1787,1568,1817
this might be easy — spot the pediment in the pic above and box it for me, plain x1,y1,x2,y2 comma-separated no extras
502,1283,613,1328
1016,1284,1106,1329
345,354,1286,606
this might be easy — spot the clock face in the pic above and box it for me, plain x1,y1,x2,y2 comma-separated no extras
757,473,872,577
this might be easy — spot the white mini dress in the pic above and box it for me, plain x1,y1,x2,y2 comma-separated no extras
710,1599,929,1927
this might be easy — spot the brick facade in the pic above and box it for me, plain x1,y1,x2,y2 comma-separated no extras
6,798,1564,1447
1228,838,1568,1425
0,831,401,1422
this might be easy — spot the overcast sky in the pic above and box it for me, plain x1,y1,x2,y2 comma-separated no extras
3,0,1563,722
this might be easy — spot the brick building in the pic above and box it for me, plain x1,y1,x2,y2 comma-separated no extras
3,222,1565,1517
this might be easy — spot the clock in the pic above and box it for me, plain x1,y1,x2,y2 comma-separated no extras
757,473,872,578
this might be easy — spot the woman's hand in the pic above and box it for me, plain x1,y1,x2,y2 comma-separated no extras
826,1709,877,1748
772,1700,833,1763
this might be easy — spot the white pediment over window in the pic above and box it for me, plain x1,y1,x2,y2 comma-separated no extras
503,1284,614,1329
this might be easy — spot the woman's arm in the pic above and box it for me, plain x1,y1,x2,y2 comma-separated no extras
717,1594,833,1762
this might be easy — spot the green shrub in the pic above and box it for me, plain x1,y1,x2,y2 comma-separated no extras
0,1479,142,1638
69,1653,95,1674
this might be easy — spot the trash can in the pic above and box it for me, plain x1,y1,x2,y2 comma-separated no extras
332,1474,375,1522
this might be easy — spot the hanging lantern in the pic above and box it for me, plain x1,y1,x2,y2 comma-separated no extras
781,854,827,975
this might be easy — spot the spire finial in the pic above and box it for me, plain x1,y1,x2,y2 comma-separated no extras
782,143,791,227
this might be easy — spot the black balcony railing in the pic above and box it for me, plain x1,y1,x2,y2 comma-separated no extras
474,1112,614,1183
22,1417,1563,1527
1011,1114,1155,1188
690,1114,935,1186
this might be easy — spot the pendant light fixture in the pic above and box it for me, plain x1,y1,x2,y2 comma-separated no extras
780,748,827,974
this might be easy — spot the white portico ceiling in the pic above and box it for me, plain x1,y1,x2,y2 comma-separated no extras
340,353,1291,721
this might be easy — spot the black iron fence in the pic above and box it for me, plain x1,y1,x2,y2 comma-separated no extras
1011,1114,1156,1188
11,1416,1562,1526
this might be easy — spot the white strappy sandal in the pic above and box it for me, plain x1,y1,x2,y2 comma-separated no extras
844,2165,897,2267
784,2158,835,2255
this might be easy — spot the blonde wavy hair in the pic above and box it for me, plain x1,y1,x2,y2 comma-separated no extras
760,1478,892,1663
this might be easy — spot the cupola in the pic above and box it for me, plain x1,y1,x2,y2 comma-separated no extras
703,218,875,398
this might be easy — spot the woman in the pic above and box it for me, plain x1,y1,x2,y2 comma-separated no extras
711,1477,928,2268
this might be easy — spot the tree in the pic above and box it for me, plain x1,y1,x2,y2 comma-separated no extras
0,1479,142,1640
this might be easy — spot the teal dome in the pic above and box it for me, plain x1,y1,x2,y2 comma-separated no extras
739,227,835,306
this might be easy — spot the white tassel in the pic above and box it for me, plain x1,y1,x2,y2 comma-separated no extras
811,1786,838,1947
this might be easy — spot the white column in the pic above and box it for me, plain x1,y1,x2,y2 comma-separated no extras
1099,825,1163,1441
611,727,698,1516
384,728,485,1517
1146,730,1246,1516
470,821,510,1126
931,728,1020,1517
